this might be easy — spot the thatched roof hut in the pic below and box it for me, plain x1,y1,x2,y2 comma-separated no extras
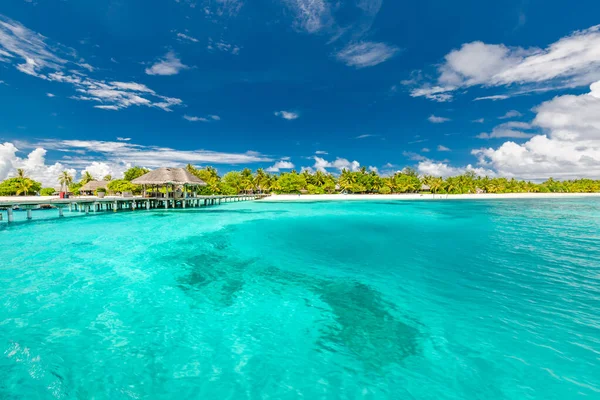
80,180,109,193
131,167,207,186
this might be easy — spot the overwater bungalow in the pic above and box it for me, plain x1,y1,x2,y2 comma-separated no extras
80,180,109,196
131,167,207,199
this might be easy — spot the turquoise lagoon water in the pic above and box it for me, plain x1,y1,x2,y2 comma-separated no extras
1,199,600,399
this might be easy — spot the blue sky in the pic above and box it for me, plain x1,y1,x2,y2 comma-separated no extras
1,0,600,185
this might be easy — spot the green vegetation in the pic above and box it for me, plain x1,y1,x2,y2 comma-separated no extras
107,179,140,194
80,171,94,185
0,169,42,196
40,187,56,196
2,165,600,197
58,171,73,193
124,167,149,181
0,177,42,196
182,165,600,195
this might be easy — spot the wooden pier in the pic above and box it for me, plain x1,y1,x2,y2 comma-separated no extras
0,194,268,223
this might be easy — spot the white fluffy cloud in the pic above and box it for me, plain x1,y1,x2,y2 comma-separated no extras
313,156,360,172
274,110,299,120
1,138,276,186
335,41,399,68
145,51,189,76
82,161,129,180
476,121,535,139
0,142,19,181
266,160,295,172
417,160,494,178
410,25,600,101
472,80,600,179
0,143,75,186
0,15,182,112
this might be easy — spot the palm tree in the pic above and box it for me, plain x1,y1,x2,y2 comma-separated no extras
16,179,33,196
103,175,112,181
444,177,458,195
338,169,355,192
254,168,271,193
16,168,27,180
81,171,94,185
426,176,444,194
369,171,382,193
313,171,327,187
58,171,74,193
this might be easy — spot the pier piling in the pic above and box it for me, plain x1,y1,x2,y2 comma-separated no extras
0,194,267,225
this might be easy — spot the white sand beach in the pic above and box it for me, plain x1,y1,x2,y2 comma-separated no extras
0,195,58,203
3,192,600,205
261,193,600,202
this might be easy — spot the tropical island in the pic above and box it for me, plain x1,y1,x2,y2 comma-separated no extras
2,164,600,199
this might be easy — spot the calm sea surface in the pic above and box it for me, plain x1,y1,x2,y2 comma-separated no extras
1,199,600,399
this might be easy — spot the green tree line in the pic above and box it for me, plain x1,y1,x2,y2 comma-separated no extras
0,169,42,196
184,165,600,195
3,165,600,196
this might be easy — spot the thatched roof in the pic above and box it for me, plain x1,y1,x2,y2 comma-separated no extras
421,184,431,190
131,167,207,186
80,180,109,191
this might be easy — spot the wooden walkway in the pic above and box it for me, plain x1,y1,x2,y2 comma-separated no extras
0,194,269,223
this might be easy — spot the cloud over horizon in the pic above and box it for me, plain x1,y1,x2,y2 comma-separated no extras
470,81,600,179
0,139,275,186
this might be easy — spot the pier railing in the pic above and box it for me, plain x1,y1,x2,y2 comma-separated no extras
0,194,270,223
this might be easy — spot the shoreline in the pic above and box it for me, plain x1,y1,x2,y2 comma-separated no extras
3,192,600,206
261,193,600,202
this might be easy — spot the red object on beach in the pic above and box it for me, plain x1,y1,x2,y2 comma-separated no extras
59,192,65,199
